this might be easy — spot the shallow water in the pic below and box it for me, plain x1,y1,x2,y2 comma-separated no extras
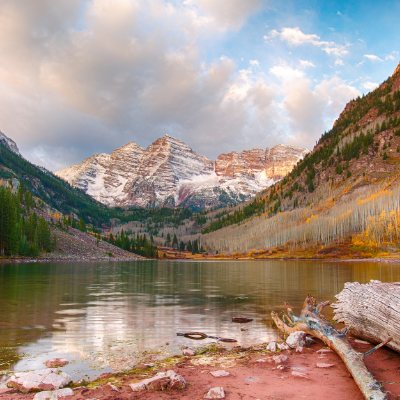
0,259,399,380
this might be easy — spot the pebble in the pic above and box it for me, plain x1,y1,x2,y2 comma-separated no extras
183,349,196,356
267,342,277,352
277,342,290,351
317,349,333,354
291,371,309,379
210,370,230,377
317,363,335,368
204,387,225,399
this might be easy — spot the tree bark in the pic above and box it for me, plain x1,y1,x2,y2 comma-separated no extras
272,295,388,400
332,280,400,353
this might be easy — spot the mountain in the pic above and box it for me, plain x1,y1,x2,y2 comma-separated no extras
0,130,20,155
56,135,309,211
194,61,400,257
0,134,113,224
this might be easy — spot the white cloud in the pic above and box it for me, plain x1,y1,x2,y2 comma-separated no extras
266,27,349,57
186,0,261,30
335,59,344,66
250,59,260,67
362,81,379,91
0,0,281,169
269,61,359,149
299,60,315,68
270,64,304,81
364,54,383,62
386,54,395,61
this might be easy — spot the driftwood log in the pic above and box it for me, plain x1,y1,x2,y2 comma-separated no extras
272,295,388,400
332,280,400,353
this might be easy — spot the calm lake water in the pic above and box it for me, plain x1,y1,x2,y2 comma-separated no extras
1,259,400,380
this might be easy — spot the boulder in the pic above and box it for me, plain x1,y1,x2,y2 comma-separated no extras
33,388,74,400
141,373,170,390
204,387,225,399
6,369,72,393
44,358,69,368
166,370,186,389
286,331,307,349
183,349,195,356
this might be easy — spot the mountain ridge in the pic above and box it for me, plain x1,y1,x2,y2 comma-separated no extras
56,135,309,210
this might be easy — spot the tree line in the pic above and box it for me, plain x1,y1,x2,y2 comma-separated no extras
0,181,53,257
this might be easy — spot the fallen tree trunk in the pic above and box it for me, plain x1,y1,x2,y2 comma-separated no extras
272,295,388,400
332,280,400,353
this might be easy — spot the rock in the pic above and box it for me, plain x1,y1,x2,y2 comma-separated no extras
276,365,286,371
33,388,74,400
166,370,186,389
286,331,307,349
255,358,269,363
6,369,72,393
142,373,170,390
204,387,225,399
267,342,277,352
183,349,196,356
291,371,309,379
317,363,335,368
210,370,230,377
129,382,146,392
44,358,69,368
108,384,119,391
272,355,288,364
130,370,185,391
277,342,290,351
317,349,333,354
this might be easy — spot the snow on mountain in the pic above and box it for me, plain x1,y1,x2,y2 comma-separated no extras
56,135,310,210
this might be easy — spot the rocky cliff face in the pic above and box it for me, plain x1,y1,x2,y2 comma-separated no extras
56,135,309,210
0,131,20,155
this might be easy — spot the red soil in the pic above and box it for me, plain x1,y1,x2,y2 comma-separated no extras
1,338,399,400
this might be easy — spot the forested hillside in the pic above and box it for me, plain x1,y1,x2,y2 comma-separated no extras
195,62,400,257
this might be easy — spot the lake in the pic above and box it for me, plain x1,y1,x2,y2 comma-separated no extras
1,259,399,381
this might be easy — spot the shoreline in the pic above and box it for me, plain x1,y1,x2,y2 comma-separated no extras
2,337,400,399
1,256,400,264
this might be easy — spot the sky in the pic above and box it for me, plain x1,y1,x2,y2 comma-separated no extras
0,0,399,172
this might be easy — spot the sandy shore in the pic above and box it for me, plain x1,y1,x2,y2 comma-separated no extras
1,337,399,400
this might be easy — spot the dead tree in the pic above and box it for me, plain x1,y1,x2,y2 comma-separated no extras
332,280,400,353
272,295,388,400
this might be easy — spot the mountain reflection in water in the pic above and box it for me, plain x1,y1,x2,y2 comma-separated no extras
0,260,399,380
